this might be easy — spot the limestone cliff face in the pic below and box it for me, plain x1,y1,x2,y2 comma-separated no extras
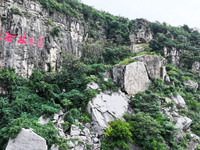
0,0,85,77
129,19,153,53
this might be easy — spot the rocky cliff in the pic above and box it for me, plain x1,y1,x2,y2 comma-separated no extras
0,0,85,78
0,0,200,150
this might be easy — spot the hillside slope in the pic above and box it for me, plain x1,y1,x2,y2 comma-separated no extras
0,0,199,150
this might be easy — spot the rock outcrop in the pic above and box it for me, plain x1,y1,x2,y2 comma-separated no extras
134,55,166,79
113,55,166,95
87,90,129,134
6,128,47,150
164,46,180,66
114,62,150,95
172,94,187,109
192,61,200,76
129,19,153,53
38,110,101,149
66,121,100,150
0,0,85,77
184,80,198,91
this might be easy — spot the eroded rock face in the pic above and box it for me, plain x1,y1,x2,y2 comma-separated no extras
184,80,198,91
172,94,186,109
6,128,47,150
0,0,85,78
192,61,200,76
133,55,166,79
87,90,129,133
113,62,150,95
129,19,153,53
164,46,180,66
113,55,166,95
175,116,192,131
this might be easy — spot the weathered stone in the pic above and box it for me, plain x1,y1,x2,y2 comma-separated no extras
67,141,75,148
83,128,90,136
164,46,180,66
172,94,186,108
87,82,99,90
113,62,150,95
165,97,172,103
192,61,200,76
87,90,129,129
175,116,192,131
184,80,198,91
51,144,59,150
53,114,59,121
6,128,47,150
186,131,200,150
129,19,153,52
38,116,50,125
0,0,85,78
93,137,99,143
70,124,81,136
133,55,166,79
74,144,84,150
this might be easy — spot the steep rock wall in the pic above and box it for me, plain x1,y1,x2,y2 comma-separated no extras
0,0,85,77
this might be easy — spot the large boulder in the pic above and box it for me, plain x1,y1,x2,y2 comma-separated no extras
184,80,198,91
87,90,129,130
133,55,166,79
113,55,166,95
175,116,192,131
6,128,47,150
113,62,150,95
192,61,200,76
172,94,186,109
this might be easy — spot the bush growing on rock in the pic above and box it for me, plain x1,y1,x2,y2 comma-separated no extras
103,119,134,150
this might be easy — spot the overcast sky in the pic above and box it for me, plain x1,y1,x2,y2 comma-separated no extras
81,0,200,29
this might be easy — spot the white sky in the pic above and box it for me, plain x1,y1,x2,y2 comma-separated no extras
81,0,200,29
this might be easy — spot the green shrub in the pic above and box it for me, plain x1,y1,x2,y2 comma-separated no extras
124,112,168,150
118,57,138,65
11,8,22,15
103,119,134,150
45,19,54,26
64,108,80,127
50,26,60,37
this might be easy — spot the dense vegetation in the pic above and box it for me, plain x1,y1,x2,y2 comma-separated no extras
2,0,200,149
149,23,200,68
102,65,200,150
35,0,135,44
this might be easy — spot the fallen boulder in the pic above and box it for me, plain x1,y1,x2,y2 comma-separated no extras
87,90,129,130
113,62,150,95
6,128,47,150
184,80,198,91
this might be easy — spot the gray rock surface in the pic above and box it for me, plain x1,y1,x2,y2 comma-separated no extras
113,55,166,95
70,124,81,136
113,62,150,95
175,116,192,131
0,0,85,78
38,115,50,125
164,46,180,66
6,128,47,150
184,80,198,91
133,54,166,79
192,61,200,76
129,19,153,53
172,94,186,108
88,90,129,129
87,82,99,90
